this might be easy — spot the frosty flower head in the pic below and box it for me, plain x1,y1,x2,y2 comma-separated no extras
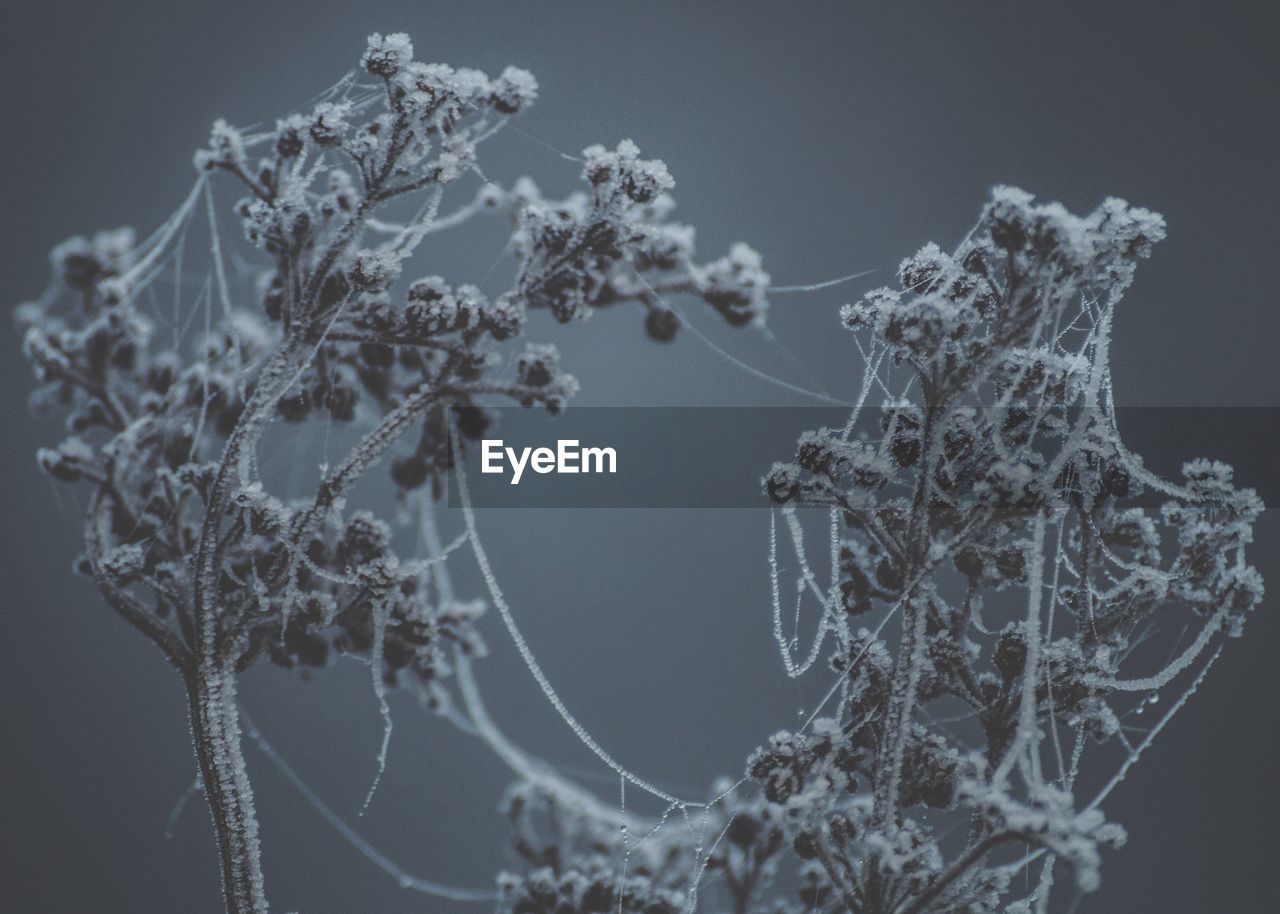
36,436,96,483
193,119,245,172
308,101,352,147
273,114,308,159
898,241,951,291
1181,458,1237,497
361,31,414,78
349,249,401,293
489,66,539,114
700,242,770,327
481,292,526,340
509,145,765,336
983,185,1166,291
514,342,561,388
581,139,674,205
762,461,802,504
50,227,135,291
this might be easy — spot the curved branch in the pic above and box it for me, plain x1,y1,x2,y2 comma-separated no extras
86,490,191,670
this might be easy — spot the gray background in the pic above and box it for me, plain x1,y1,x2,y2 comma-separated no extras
2,1,1277,912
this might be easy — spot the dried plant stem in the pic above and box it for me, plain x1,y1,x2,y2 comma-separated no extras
186,664,267,914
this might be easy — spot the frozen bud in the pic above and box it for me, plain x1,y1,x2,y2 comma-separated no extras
796,429,842,475
324,168,359,214
309,102,351,147
632,222,695,272
644,307,679,342
489,66,538,114
276,389,312,423
321,378,358,422
899,242,951,292
453,284,487,323
405,277,473,336
391,455,430,491
622,162,673,205
36,437,96,483
480,292,525,340
351,298,397,333
515,343,561,388
541,373,579,414
478,183,505,208
701,243,770,327
451,68,492,107
407,275,449,303
586,141,614,184
883,400,922,468
93,227,135,267
1223,564,1265,636
763,462,801,504
350,250,401,293
581,139,674,204
338,511,392,567
1180,458,1234,495
362,32,414,78
397,61,454,110
1095,196,1166,260
840,441,892,490
355,556,401,592
100,543,147,583
274,114,308,159
194,118,245,172
434,139,477,184
456,346,498,381
49,235,100,290
13,302,43,328
977,458,1043,512
985,185,1036,251
841,288,896,333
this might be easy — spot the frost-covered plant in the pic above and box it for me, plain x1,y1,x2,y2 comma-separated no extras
14,33,1259,914
15,33,769,914
743,189,1262,912
486,192,1263,914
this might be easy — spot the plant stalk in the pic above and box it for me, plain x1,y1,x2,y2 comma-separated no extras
186,665,268,914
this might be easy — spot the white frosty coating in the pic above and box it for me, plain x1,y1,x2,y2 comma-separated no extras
360,591,394,815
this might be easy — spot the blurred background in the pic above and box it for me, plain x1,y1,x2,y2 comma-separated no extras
1,1,1277,912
